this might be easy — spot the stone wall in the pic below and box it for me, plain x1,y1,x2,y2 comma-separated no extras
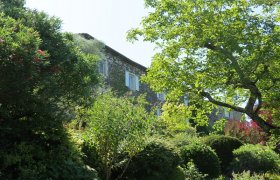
102,46,158,107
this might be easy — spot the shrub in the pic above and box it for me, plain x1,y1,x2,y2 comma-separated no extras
264,173,280,180
211,118,227,135
224,120,267,144
231,171,280,180
125,141,180,180
180,142,221,178
167,133,201,149
229,144,280,174
232,171,265,180
203,135,243,173
183,162,208,180
84,92,152,180
81,141,104,178
163,163,207,180
168,166,186,180
0,141,99,180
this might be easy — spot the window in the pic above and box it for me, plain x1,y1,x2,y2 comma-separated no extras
184,95,189,106
224,110,230,118
98,60,108,76
157,92,166,101
156,108,162,116
125,71,139,91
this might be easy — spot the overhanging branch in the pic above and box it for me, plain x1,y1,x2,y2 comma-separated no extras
203,42,247,83
200,91,246,113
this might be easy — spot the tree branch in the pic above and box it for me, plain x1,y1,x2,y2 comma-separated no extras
204,42,247,83
200,91,246,113
253,64,269,83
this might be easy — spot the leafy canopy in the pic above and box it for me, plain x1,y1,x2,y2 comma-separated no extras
128,0,280,132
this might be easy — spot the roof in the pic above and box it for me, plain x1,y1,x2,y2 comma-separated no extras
78,33,147,71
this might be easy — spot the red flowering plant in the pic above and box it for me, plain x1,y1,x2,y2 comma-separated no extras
257,102,280,127
33,49,63,76
257,102,280,152
224,120,267,144
34,49,48,63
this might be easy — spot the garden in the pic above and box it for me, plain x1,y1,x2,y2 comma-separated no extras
0,0,280,179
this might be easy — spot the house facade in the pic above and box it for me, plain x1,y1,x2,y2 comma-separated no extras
79,33,242,122
79,33,158,106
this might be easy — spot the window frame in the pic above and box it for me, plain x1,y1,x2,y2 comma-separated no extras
98,60,108,76
125,71,139,91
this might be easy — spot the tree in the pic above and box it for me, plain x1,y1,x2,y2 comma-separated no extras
0,0,99,122
73,33,104,56
83,91,153,180
0,1,100,178
128,0,280,132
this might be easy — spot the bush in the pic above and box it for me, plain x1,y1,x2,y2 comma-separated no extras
229,144,280,174
231,171,280,180
164,163,207,180
232,171,265,180
125,141,180,180
203,135,243,173
183,162,207,180
168,166,186,180
180,142,221,178
0,141,99,180
264,173,280,180
224,120,267,144
84,92,152,180
167,133,201,149
81,141,104,178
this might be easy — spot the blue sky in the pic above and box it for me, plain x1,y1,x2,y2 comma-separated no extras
25,0,155,67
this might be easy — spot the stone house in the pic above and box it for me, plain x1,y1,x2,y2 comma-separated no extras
79,33,158,108
78,33,242,121
208,107,243,125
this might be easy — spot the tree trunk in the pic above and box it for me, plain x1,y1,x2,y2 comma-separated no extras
248,112,277,133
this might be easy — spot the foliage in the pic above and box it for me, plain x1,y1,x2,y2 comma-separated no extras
73,34,104,57
229,144,280,174
157,163,207,180
180,142,221,178
81,141,104,177
124,141,180,180
232,171,265,180
0,3,99,111
232,171,280,180
160,102,193,133
0,0,99,179
153,101,212,138
183,162,208,180
224,120,267,144
84,91,152,180
203,135,243,174
211,118,227,135
167,133,200,149
263,173,280,180
128,0,280,132
267,129,280,154
0,132,99,180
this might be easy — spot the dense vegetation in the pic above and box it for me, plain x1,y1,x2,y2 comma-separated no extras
0,0,99,178
203,135,243,174
128,0,280,132
1,0,280,179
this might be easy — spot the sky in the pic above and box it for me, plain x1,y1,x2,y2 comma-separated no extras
25,0,156,67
